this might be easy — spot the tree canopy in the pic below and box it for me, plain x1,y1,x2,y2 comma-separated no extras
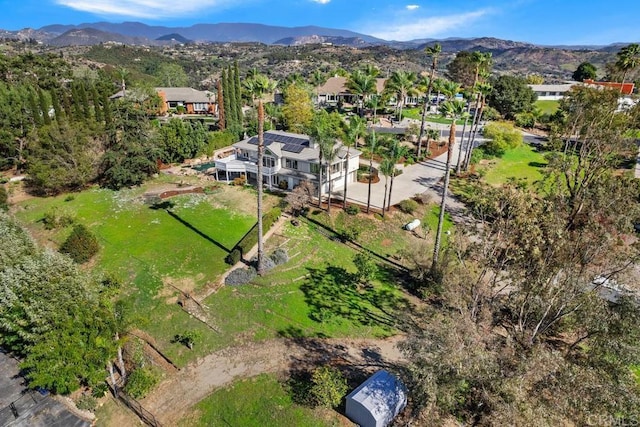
487,75,537,119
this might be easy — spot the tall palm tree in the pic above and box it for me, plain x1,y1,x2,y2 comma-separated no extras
384,70,418,121
386,140,409,211
243,74,277,275
342,116,366,209
346,69,377,116
616,43,640,91
464,81,492,171
432,99,466,272
379,157,395,217
417,43,442,158
366,129,377,214
425,128,440,155
319,137,340,214
415,75,431,158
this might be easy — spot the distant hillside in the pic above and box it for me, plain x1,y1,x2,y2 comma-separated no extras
39,21,385,45
156,33,191,44
48,28,155,46
273,35,369,47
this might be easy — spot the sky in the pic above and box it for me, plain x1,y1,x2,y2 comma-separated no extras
0,0,639,46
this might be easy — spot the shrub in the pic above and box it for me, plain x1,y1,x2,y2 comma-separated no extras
0,186,7,211
482,121,523,157
345,204,360,215
172,331,202,350
42,207,75,230
225,267,257,286
270,248,289,265
64,194,75,202
60,224,99,263
278,180,288,190
203,131,237,156
515,112,536,128
225,248,242,265
339,226,361,242
399,199,419,214
91,383,109,398
310,366,348,409
353,252,378,285
233,175,247,186
75,394,97,412
125,367,160,399
233,207,282,257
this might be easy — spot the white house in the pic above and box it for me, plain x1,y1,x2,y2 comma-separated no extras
528,83,576,101
214,130,361,192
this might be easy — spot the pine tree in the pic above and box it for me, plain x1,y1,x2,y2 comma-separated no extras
50,88,64,122
227,65,237,129
234,61,243,126
217,78,225,130
38,89,51,126
222,68,232,130
91,85,103,123
28,88,42,126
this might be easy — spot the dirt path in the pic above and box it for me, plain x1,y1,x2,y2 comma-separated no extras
141,335,406,425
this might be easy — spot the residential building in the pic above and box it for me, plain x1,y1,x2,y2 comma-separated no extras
214,130,361,192
528,83,575,100
583,79,635,95
110,87,216,115
316,76,420,107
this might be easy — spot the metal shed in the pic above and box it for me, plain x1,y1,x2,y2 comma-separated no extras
345,370,407,427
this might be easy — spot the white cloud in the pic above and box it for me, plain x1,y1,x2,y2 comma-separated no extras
311,0,331,4
406,5,420,11
55,0,236,19
364,9,490,41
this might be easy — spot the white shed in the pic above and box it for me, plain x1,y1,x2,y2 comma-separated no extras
345,370,407,427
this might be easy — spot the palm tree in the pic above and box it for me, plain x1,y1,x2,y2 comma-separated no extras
384,70,418,121
417,43,442,158
379,157,395,217
432,99,466,272
319,136,340,214
342,116,366,209
464,81,492,171
346,69,377,117
425,128,440,155
310,70,327,106
243,74,277,275
415,75,431,158
386,140,409,211
616,43,640,91
366,129,377,214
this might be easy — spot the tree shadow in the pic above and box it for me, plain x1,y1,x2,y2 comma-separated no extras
300,265,409,330
150,202,233,254
528,161,548,168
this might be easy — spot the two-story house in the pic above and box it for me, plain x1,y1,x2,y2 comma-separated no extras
214,130,361,192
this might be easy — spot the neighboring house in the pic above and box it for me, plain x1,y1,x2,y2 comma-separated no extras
528,83,575,100
214,130,361,192
583,79,635,95
316,76,419,107
111,87,216,115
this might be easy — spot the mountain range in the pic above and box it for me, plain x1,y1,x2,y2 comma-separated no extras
0,21,629,51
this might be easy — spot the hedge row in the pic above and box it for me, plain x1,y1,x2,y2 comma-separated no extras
225,206,282,264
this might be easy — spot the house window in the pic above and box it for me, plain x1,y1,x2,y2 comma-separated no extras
327,94,336,102
263,157,275,168
285,159,298,170
331,163,341,174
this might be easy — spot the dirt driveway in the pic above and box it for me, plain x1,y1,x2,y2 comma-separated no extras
141,335,406,425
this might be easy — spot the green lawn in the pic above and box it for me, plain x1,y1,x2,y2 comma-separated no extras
14,183,407,366
479,144,548,187
535,100,560,115
179,374,339,427
424,205,454,244
14,180,259,366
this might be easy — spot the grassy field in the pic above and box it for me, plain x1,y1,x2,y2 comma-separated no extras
479,143,548,187
535,99,560,115
13,177,411,366
179,374,340,427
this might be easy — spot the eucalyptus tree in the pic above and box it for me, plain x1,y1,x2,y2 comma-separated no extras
417,43,442,157
243,74,277,275
432,99,466,272
342,115,366,209
464,81,492,171
384,70,418,121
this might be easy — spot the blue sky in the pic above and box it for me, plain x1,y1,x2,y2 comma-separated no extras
1,0,638,45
